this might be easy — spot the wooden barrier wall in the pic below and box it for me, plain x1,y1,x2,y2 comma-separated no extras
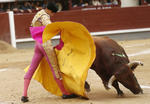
52,6,150,32
14,13,34,39
1,6,150,43
0,13,11,43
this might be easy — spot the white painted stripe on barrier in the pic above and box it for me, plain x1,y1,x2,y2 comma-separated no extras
90,28,150,36
128,49,150,57
0,68,8,72
16,35,60,43
16,38,34,42
14,27,150,44
141,85,150,89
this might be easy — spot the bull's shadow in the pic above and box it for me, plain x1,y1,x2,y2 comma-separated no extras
88,89,142,102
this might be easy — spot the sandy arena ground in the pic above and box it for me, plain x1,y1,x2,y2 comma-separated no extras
0,38,150,104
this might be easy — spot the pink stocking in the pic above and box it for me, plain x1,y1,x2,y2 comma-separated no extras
23,42,44,97
55,78,70,95
23,79,30,97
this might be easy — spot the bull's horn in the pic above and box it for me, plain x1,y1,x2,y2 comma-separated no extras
128,61,143,70
108,75,116,89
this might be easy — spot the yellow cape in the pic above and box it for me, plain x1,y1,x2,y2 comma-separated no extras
25,21,96,97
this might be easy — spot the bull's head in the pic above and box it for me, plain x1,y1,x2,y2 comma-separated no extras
108,61,143,94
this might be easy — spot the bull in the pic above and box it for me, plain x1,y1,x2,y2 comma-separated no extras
85,36,143,96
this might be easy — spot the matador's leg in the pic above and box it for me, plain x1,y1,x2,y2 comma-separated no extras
21,42,44,102
42,40,78,98
42,40,70,95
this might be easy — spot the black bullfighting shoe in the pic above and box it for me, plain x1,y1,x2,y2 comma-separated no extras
62,94,78,99
21,96,29,103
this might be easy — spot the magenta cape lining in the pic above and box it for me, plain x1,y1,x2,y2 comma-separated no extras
29,26,64,50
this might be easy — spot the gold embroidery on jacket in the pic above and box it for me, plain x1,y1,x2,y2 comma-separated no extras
42,40,62,79
31,9,51,27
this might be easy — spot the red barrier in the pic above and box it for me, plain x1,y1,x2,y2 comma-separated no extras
52,6,150,32
0,13,11,43
1,6,150,44
14,13,35,39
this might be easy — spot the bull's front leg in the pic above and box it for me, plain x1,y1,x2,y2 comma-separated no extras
112,80,124,96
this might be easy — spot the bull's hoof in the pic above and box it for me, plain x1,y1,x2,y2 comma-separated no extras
21,96,29,103
85,88,91,92
105,86,110,90
141,90,144,94
117,91,124,96
140,89,143,94
62,94,78,99
104,84,110,90
85,81,91,92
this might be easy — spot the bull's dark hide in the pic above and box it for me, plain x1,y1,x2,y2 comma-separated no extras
85,36,143,96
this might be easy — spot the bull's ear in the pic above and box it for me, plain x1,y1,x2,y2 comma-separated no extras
128,61,143,71
108,75,116,89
